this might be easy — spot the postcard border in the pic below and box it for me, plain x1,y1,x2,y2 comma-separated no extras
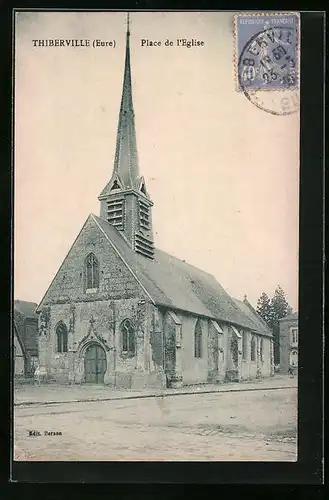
4,7,325,485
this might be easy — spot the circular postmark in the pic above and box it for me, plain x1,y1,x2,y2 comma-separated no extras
238,26,299,115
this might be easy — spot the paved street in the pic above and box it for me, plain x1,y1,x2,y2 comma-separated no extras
14,385,297,461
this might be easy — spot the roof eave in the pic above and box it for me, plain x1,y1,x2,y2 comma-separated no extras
154,301,271,334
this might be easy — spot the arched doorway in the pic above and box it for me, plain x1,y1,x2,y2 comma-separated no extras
84,343,107,384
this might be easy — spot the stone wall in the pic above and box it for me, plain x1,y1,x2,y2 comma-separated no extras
40,215,142,306
240,331,272,379
178,313,209,385
241,330,252,379
38,298,166,389
259,337,272,376
207,320,221,382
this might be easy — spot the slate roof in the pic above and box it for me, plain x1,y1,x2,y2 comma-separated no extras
279,311,298,322
92,214,271,334
232,298,272,337
14,300,38,318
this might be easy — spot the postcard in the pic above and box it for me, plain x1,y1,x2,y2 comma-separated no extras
14,10,299,462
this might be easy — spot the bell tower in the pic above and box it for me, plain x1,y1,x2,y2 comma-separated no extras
98,13,154,259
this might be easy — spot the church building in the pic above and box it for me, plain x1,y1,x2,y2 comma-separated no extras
36,18,274,389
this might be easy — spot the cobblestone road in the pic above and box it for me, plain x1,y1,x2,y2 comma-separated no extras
14,387,297,461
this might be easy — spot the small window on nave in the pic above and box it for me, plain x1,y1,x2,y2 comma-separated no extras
250,336,256,361
194,319,203,358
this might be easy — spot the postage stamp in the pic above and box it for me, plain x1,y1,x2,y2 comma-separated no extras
234,12,300,92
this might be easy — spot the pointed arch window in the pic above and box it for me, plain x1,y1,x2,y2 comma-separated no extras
260,338,264,362
242,331,248,360
85,253,99,290
194,319,203,358
251,336,256,361
121,319,136,356
56,322,68,353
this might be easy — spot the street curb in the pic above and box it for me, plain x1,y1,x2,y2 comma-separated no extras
14,384,297,408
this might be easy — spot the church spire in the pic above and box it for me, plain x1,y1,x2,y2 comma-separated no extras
112,11,139,190
127,11,130,35
99,13,154,259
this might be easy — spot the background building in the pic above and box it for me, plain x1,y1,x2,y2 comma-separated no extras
279,312,298,374
14,300,38,380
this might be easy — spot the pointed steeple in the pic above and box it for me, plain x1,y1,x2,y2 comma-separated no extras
99,14,154,259
99,13,140,194
112,12,140,190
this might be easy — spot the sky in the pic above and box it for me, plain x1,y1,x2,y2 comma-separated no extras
14,11,300,310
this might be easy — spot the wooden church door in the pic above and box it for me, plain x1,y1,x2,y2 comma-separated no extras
84,343,107,383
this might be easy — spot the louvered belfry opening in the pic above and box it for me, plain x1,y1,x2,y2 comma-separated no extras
135,198,155,259
107,198,125,230
139,199,150,230
135,232,154,259
98,14,154,259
